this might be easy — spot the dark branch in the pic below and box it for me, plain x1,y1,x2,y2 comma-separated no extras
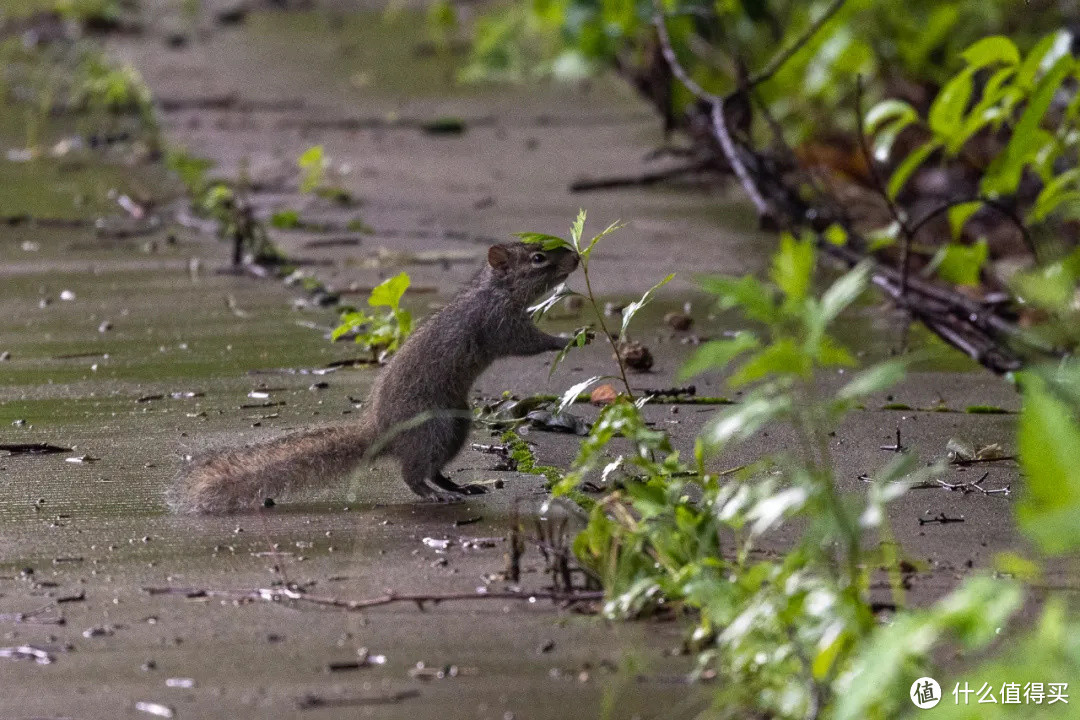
908,196,1037,257
142,585,603,611
854,75,917,296
570,161,715,192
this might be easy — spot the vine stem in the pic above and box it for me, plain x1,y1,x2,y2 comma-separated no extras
580,258,635,399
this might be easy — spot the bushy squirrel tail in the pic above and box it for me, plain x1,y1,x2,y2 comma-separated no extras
168,423,374,514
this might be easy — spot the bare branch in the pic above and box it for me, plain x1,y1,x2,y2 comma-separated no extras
650,11,718,104
142,585,603,611
709,101,773,220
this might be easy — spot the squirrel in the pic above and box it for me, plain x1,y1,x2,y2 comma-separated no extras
168,242,579,513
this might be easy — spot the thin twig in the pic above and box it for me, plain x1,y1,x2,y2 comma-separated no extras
854,75,917,296
570,161,714,192
936,471,1011,496
746,0,846,89
907,196,1037,257
297,689,420,710
142,586,603,611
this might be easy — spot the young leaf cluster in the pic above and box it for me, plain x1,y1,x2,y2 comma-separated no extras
331,272,413,362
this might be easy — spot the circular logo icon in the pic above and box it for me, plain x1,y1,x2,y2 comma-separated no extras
910,677,942,709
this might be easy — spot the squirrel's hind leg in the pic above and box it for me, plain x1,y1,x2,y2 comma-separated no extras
398,454,468,503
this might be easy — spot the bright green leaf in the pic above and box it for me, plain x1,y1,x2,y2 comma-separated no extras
678,333,760,381
570,208,586,250
960,36,1020,69
947,201,982,240
820,262,870,325
928,67,975,137
728,338,812,387
931,239,988,286
982,54,1074,197
702,394,792,451
368,272,410,310
770,233,815,304
1017,373,1080,554
837,360,907,400
864,99,917,134
515,232,572,251
888,141,940,199
697,274,778,324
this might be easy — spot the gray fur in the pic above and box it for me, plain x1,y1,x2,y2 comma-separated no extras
169,243,578,513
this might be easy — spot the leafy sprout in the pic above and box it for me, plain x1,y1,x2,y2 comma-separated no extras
331,272,413,362
520,209,669,399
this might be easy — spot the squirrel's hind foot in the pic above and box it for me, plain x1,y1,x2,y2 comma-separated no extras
430,473,488,496
422,489,468,504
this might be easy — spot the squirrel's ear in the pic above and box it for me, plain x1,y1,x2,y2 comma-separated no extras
487,245,510,271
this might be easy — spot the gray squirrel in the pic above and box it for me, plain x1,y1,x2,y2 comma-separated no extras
168,242,579,513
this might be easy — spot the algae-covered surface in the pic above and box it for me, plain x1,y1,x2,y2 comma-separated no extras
0,1,1048,718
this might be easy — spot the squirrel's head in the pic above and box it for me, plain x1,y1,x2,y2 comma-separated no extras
486,242,579,303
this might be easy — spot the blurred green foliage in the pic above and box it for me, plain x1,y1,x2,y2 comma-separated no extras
461,0,1071,140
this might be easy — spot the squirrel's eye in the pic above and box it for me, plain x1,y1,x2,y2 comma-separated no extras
530,252,547,265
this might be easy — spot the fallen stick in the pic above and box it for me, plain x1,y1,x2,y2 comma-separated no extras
142,585,603,611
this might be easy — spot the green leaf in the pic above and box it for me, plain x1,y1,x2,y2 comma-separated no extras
820,262,869,325
697,275,778,324
1017,373,1080,554
1015,30,1069,90
514,232,572,251
930,239,988,286
982,54,1074,197
570,208,587,250
871,116,916,162
297,145,325,194
947,201,982,240
330,310,370,341
770,233,814,304
960,36,1020,69
888,141,940,199
816,335,856,367
729,338,811,387
620,273,675,340
701,394,792,451
864,99,917,135
678,333,760,381
823,223,847,246
368,272,410,310
1010,262,1076,309
928,67,975,137
1030,168,1080,223
271,209,301,229
581,219,625,260
837,360,907,400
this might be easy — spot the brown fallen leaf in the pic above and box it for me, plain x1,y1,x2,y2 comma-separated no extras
590,384,618,405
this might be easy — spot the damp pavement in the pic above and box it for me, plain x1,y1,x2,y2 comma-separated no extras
0,1,1047,718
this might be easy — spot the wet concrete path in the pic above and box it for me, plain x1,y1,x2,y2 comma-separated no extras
0,1,1044,718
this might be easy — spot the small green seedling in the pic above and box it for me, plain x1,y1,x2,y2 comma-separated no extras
332,273,413,362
